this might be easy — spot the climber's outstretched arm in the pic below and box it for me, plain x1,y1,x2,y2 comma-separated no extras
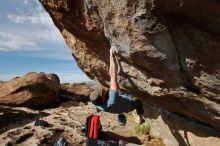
109,48,119,92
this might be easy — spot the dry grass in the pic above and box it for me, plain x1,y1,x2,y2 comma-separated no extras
135,124,150,135
134,124,165,146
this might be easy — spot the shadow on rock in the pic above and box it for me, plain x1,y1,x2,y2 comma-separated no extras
161,112,220,146
142,103,220,146
59,88,90,103
100,131,142,145
0,106,50,134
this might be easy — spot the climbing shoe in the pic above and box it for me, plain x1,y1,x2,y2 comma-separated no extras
118,113,127,126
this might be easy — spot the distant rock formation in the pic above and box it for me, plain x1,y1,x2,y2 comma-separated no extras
39,0,220,130
0,72,60,109
59,83,93,102
0,81,4,88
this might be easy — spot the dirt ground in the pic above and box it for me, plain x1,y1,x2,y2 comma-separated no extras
0,101,163,146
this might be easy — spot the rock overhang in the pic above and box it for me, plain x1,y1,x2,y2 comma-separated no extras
39,0,220,130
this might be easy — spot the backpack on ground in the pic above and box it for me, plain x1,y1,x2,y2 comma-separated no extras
84,115,118,146
85,114,102,139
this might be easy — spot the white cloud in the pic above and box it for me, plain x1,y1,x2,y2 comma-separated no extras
40,30,64,43
0,31,37,51
7,11,64,44
22,0,29,5
0,0,88,83
1,0,66,57
7,12,54,28
5,11,64,51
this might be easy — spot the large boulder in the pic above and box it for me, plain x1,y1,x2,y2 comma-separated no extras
0,72,60,109
0,81,4,89
39,0,220,130
59,83,93,102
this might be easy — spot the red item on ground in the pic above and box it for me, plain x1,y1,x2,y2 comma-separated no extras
89,115,100,139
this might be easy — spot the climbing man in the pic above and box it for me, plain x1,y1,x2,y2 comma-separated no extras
90,47,145,125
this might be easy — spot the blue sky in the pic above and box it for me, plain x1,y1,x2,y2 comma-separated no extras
0,0,90,83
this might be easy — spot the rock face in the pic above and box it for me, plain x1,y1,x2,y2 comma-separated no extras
39,0,220,130
0,72,60,109
0,81,4,89
59,83,93,102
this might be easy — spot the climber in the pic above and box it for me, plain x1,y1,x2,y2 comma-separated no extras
90,47,145,125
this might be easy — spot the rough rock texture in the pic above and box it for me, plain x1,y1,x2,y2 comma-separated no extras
143,103,220,146
39,0,220,130
0,81,4,89
1,102,219,146
59,83,93,102
0,72,60,109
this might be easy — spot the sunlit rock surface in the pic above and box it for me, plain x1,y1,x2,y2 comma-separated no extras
39,0,220,130
0,72,60,109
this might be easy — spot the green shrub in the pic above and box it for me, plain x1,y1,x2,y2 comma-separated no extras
135,124,150,135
